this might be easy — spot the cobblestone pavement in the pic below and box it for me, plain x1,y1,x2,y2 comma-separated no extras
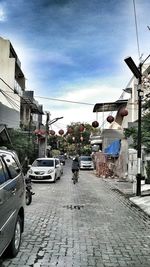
1,160,150,267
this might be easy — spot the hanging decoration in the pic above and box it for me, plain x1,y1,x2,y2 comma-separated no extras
34,129,39,135
58,129,64,135
79,124,84,132
49,130,55,135
107,115,114,123
67,127,73,134
40,129,46,135
120,109,128,117
92,121,99,128
34,129,46,135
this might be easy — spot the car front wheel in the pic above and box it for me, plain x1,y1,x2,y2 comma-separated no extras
53,174,57,183
7,215,22,257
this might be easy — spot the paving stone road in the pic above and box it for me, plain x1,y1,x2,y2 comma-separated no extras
1,160,150,267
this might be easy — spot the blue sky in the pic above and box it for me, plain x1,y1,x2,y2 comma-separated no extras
0,0,150,131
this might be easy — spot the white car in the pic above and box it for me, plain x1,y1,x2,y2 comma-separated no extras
79,155,94,170
27,158,62,182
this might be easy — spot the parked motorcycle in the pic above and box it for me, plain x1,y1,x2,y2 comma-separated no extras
25,177,35,205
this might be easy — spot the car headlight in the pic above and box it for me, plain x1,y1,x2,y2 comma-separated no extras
47,169,53,174
28,169,33,174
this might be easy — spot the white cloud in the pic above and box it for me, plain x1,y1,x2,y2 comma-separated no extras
36,80,127,132
0,5,7,22
45,51,74,66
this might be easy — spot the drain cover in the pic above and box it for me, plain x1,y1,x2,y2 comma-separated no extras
63,205,84,210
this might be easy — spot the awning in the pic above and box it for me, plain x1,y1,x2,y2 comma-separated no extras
0,125,12,145
91,139,102,145
93,99,128,112
21,91,44,114
104,139,121,157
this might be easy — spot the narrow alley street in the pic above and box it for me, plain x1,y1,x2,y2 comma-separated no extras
1,160,150,267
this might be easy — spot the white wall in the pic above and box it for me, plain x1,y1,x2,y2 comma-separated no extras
0,38,21,128
128,148,137,182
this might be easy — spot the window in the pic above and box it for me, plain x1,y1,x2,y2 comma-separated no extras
80,156,92,161
0,160,6,185
0,158,10,184
2,154,21,179
55,159,59,166
33,159,54,167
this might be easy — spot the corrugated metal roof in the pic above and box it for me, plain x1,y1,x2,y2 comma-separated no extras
93,99,128,112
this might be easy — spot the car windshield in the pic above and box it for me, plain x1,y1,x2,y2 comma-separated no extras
80,156,92,161
32,159,54,167
59,155,64,159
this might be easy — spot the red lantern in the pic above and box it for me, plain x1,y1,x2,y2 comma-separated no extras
49,130,55,135
37,130,42,135
107,115,114,123
120,109,128,117
67,127,73,134
34,129,39,135
40,129,46,135
92,121,99,128
79,124,84,132
58,129,64,135
35,129,44,135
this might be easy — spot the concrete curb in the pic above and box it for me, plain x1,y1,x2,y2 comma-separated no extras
103,178,150,217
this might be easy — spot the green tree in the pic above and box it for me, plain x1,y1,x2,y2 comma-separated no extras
6,129,38,165
66,122,100,155
47,122,100,157
124,127,138,150
140,98,150,153
124,98,150,153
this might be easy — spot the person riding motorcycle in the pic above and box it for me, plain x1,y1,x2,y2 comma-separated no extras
71,156,80,180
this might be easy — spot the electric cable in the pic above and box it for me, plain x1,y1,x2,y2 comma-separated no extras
35,95,94,106
0,90,20,111
0,88,21,104
1,90,20,108
0,77,36,107
133,0,141,60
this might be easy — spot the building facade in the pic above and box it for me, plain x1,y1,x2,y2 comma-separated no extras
0,37,43,131
93,62,150,180
0,37,25,128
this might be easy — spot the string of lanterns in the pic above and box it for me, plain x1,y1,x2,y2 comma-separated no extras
92,120,99,128
106,108,128,124
33,109,129,138
34,129,56,136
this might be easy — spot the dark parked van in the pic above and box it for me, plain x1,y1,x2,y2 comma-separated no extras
0,148,25,257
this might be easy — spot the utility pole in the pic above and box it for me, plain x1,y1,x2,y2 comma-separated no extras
136,62,142,196
45,112,50,157
124,55,150,196
28,113,32,161
44,114,64,157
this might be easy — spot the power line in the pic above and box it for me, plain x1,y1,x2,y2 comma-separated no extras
0,76,94,107
0,77,15,92
35,95,94,106
0,77,36,107
0,89,20,108
0,90,20,111
133,0,141,59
